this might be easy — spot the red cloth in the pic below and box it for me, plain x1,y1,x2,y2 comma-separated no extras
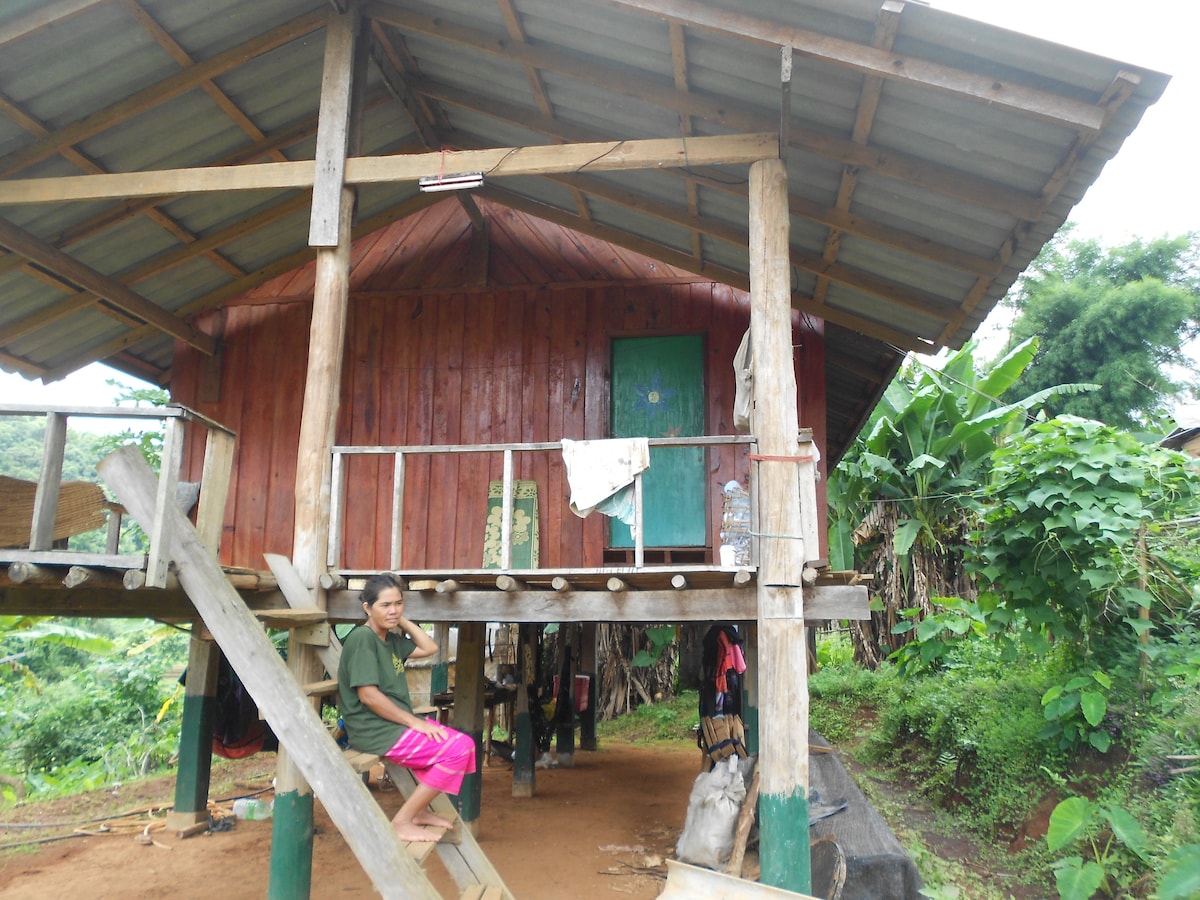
383,721,477,795
714,630,747,694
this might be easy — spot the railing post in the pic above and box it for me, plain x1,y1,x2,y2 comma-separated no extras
633,470,644,568
29,411,68,551
327,450,345,569
501,449,514,569
145,415,184,588
389,451,405,570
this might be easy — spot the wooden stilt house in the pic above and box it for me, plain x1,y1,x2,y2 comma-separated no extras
0,1,1167,896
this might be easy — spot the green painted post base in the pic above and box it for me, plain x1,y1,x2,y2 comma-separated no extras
759,790,811,894
511,693,535,796
268,791,314,900
742,704,759,756
173,691,216,815
452,737,484,823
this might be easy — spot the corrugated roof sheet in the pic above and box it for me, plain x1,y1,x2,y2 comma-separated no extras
0,0,1169,458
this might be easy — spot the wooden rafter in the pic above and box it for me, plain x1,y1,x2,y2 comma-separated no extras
540,168,957,322
370,7,1043,220
0,9,329,178
417,78,1000,277
0,218,217,356
494,0,592,223
480,183,931,353
0,85,244,282
601,0,1107,132
668,21,702,261
936,69,1142,346
0,192,313,347
120,0,290,166
40,193,444,381
812,0,903,309
368,24,486,229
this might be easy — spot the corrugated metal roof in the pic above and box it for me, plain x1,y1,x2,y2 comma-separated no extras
0,0,1169,459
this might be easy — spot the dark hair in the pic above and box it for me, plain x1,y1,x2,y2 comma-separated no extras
360,573,404,607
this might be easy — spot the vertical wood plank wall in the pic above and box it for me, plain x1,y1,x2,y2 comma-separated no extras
172,204,827,572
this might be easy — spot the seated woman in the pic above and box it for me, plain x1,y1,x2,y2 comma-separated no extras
338,573,476,842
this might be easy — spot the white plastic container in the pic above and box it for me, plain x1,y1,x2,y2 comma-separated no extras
232,797,273,820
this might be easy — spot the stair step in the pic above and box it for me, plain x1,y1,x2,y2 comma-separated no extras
459,885,503,900
253,607,326,628
304,677,339,696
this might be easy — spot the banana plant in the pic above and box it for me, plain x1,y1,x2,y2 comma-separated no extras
828,336,1095,667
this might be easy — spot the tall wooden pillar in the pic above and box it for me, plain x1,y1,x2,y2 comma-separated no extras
749,157,811,894
452,622,486,831
271,10,360,899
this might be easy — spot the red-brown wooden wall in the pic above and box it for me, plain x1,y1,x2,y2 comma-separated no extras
171,200,827,572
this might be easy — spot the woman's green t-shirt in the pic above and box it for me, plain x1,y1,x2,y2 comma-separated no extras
338,625,418,755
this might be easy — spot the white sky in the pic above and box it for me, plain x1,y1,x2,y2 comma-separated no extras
1,0,1197,422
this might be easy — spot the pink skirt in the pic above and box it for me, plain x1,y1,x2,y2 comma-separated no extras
383,721,477,795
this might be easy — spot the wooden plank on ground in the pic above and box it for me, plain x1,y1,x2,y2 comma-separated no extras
99,447,438,900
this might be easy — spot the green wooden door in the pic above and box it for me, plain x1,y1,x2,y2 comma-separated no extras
610,335,706,547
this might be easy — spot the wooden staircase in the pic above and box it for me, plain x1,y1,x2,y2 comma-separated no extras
99,447,512,900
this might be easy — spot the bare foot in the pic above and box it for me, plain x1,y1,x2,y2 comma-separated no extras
412,812,454,829
393,821,439,842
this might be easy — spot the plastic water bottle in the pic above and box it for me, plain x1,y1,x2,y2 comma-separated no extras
232,797,273,820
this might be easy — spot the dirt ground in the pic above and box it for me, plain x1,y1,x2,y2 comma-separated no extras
0,742,701,899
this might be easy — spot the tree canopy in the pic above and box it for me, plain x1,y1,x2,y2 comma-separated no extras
1003,232,1200,431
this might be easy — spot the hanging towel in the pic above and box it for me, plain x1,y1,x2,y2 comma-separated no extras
561,437,651,525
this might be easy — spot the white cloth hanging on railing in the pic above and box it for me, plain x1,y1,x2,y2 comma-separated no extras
560,437,650,525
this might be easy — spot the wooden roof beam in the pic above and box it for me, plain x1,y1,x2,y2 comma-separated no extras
0,217,216,356
602,0,1107,132
0,133,778,205
0,8,330,178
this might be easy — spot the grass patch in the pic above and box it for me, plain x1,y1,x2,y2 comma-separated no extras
598,690,699,745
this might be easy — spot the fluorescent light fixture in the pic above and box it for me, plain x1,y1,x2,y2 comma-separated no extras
418,172,485,193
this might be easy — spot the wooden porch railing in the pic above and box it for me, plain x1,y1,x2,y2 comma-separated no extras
328,434,773,573
0,403,235,585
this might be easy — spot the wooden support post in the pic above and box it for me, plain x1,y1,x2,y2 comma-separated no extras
167,633,219,832
171,423,233,831
554,630,576,767
275,9,361,898
578,622,598,751
452,622,486,830
29,412,66,551
100,448,438,900
512,624,537,798
749,157,811,894
63,565,124,589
